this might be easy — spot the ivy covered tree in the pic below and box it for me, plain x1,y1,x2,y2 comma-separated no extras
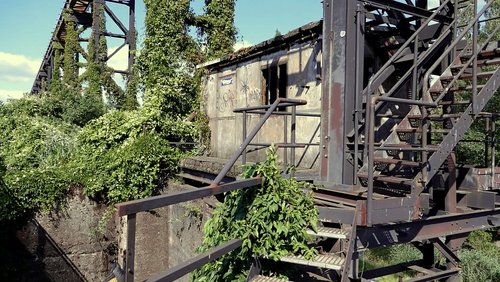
200,0,238,60
62,10,82,94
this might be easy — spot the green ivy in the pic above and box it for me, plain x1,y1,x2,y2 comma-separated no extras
192,147,318,281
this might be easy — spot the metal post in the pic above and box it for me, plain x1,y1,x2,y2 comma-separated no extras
492,117,496,190
452,0,458,58
472,0,478,115
445,154,457,213
242,111,247,165
127,0,136,75
353,3,364,185
367,97,375,227
291,105,297,168
284,112,288,167
125,213,136,282
485,118,490,167
421,106,429,186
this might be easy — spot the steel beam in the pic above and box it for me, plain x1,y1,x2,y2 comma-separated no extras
357,209,500,249
362,0,452,22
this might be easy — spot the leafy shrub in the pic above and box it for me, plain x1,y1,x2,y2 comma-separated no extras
74,133,181,204
71,106,198,204
459,248,500,282
0,109,77,221
192,147,318,281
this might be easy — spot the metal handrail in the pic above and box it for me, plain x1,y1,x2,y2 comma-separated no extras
212,98,307,185
423,0,497,104
236,101,320,168
367,0,452,92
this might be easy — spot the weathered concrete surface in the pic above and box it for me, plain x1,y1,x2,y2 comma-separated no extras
201,25,322,169
6,188,118,282
180,155,246,178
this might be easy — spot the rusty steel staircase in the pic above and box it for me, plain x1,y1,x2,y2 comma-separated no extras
356,0,500,226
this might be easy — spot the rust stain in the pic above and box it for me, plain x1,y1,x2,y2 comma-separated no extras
330,83,343,147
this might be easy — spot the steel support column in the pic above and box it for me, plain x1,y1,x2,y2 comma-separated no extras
320,0,360,185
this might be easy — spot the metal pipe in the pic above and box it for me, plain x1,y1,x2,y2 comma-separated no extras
234,110,320,117
421,106,429,186
485,118,490,168
354,3,363,185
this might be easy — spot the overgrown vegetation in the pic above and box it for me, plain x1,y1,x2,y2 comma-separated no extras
0,0,237,222
192,147,318,281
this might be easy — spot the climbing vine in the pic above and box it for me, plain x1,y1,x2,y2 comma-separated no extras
192,147,318,281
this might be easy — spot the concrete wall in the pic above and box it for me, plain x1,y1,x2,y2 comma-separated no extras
2,188,118,282
202,40,322,168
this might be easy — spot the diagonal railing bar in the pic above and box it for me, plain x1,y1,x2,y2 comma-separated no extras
146,239,242,282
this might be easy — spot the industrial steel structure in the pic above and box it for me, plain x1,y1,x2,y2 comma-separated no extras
31,0,136,94
33,0,500,281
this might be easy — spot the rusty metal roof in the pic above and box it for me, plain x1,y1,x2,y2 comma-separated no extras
199,20,322,70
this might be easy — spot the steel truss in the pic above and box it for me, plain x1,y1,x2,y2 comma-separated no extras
31,0,135,94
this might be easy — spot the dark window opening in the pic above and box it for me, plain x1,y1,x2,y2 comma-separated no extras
262,63,287,111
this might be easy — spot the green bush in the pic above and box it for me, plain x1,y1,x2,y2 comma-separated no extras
459,249,500,282
74,133,181,204
192,147,318,282
0,108,77,221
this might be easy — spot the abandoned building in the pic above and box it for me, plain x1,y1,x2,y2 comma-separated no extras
198,21,323,169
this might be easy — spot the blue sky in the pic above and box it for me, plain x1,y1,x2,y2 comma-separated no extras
0,0,322,100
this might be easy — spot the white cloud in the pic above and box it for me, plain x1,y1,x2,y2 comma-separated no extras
234,40,253,51
107,45,129,72
0,52,40,84
0,89,25,102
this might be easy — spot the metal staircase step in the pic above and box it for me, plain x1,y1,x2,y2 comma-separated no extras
357,174,413,185
437,100,471,106
374,158,422,168
307,227,349,239
429,84,484,93
396,128,451,134
452,57,500,70
251,275,289,282
440,70,496,81
461,47,500,60
280,254,344,270
177,172,214,185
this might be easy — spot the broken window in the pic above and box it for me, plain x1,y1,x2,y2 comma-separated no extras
262,63,287,110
